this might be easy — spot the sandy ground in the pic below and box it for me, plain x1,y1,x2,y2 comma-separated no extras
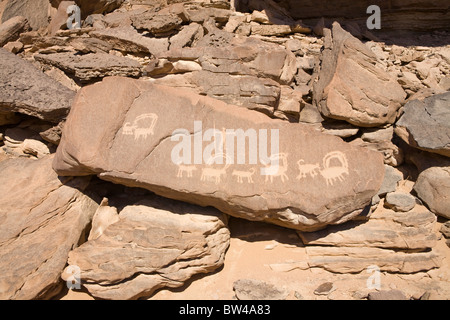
59,213,450,300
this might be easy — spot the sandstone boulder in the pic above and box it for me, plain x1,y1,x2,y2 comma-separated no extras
0,155,98,299
395,92,450,158
0,16,29,46
0,48,75,122
313,22,406,127
1,0,49,30
62,198,230,300
34,52,142,82
414,166,450,219
53,76,385,231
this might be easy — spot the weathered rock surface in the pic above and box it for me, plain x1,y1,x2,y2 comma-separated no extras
53,76,385,231
233,279,288,300
414,166,450,219
313,22,406,127
131,11,183,36
0,16,29,46
299,208,438,250
306,247,442,274
368,290,408,300
62,198,230,300
1,0,49,30
154,35,298,114
0,48,75,122
34,52,142,82
90,26,169,56
0,155,98,300
384,192,416,212
395,92,450,158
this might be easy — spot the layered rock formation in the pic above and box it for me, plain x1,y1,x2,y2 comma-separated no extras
0,155,98,299
0,0,449,300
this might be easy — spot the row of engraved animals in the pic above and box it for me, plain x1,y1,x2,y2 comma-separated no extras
120,113,349,186
177,152,349,186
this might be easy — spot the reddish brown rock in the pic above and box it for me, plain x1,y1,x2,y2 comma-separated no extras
0,155,98,299
313,22,406,127
0,48,75,122
53,76,385,231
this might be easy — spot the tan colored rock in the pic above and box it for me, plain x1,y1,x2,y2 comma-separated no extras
306,247,442,274
34,52,142,82
90,26,169,56
414,166,450,219
1,0,49,30
131,11,183,36
299,208,437,250
313,22,406,127
0,16,29,46
0,48,75,123
2,40,22,53
0,155,97,299
62,198,230,300
53,76,385,232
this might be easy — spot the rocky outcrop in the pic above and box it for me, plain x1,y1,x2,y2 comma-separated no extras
62,198,230,300
395,92,450,158
313,22,406,127
0,48,75,122
0,155,98,299
52,76,385,232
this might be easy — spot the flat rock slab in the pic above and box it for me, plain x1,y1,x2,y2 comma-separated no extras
306,247,442,274
299,208,438,250
34,52,142,82
0,16,30,46
233,279,288,300
53,76,385,231
0,155,98,300
0,48,75,122
395,92,450,158
63,199,230,300
313,22,406,127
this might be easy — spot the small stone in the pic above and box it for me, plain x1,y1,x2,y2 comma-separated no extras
314,282,335,296
384,192,416,212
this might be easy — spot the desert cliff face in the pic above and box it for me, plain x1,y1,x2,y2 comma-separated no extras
0,0,449,301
